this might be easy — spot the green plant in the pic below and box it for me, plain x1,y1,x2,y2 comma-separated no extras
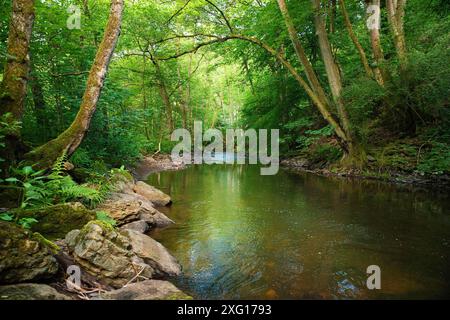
18,217,39,229
96,211,117,227
0,212,14,221
70,148,93,168
0,211,38,229
417,142,450,174
6,157,103,209
0,113,22,177
309,144,343,164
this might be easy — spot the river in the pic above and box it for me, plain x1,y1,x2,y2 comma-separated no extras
147,163,450,299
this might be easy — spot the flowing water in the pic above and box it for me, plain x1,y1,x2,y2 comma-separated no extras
147,164,450,299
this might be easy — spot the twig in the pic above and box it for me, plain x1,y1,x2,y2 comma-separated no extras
124,265,148,287
167,0,192,25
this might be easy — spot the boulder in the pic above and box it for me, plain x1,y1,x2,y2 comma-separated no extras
133,181,172,206
110,170,135,194
0,283,71,300
0,221,59,284
14,202,95,239
96,195,142,225
120,220,149,234
121,229,181,277
98,192,174,228
99,280,192,300
65,221,154,288
140,210,174,229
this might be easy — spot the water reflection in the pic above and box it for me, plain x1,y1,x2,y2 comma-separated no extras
148,165,450,299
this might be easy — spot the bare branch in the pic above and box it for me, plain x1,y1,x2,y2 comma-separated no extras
51,71,90,77
204,0,234,32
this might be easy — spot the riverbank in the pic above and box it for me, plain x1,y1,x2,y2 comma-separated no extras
0,164,192,300
281,156,450,190
132,154,187,181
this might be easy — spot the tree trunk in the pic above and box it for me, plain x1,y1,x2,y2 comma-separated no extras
328,0,337,33
386,0,407,68
0,0,35,174
276,0,331,108
152,57,174,133
339,0,374,79
312,0,354,153
24,0,124,169
0,0,35,120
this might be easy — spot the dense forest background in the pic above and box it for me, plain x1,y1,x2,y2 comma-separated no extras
1,0,449,176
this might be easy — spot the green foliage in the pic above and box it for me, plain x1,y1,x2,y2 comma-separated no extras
0,212,14,221
0,113,22,175
309,144,343,165
1,0,448,177
70,148,93,168
0,211,38,230
417,143,450,174
17,217,39,229
6,161,103,209
95,211,117,227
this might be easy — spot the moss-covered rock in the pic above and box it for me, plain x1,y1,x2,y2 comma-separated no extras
14,202,96,240
66,221,154,288
0,283,71,300
0,221,59,284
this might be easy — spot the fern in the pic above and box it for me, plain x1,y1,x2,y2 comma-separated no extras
49,151,68,179
6,161,103,209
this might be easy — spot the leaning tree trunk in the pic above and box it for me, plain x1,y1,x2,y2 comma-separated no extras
339,0,374,79
276,0,331,108
0,0,35,174
25,0,124,169
277,0,355,155
312,0,352,142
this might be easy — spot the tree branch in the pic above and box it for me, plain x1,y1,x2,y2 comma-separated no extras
204,0,234,32
166,0,192,25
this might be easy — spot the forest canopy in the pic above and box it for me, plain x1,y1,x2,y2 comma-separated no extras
0,0,449,175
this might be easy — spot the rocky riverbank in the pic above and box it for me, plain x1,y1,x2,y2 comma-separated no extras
0,166,192,300
281,156,450,190
132,154,187,181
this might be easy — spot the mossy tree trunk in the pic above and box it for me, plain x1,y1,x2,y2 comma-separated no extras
24,0,124,169
0,0,35,174
0,0,35,120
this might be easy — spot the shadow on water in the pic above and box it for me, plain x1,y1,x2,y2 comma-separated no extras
147,164,450,300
